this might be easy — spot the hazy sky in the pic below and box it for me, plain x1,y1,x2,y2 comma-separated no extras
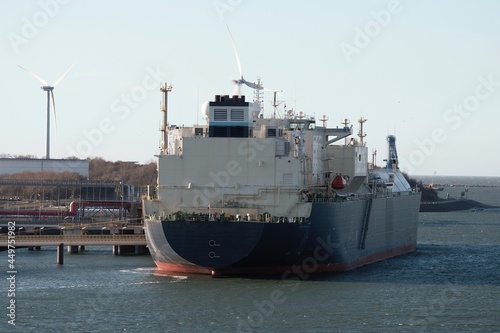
1,0,499,177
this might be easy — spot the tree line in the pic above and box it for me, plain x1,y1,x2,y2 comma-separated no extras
88,158,157,186
0,158,157,201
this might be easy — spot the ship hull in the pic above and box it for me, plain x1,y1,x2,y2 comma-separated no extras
145,193,420,276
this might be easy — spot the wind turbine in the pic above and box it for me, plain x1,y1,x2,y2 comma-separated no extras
226,25,263,95
18,64,75,159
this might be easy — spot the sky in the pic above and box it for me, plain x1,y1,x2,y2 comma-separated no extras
1,0,499,177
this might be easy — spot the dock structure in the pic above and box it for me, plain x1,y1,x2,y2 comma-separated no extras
0,178,139,224
0,234,146,246
0,177,150,264
0,234,148,264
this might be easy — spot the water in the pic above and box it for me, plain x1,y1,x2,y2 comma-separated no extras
2,176,500,333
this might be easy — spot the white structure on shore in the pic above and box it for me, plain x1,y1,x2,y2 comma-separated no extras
0,158,89,178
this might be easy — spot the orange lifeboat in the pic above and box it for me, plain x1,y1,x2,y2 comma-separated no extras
332,174,347,190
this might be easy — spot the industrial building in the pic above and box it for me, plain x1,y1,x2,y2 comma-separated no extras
0,158,89,178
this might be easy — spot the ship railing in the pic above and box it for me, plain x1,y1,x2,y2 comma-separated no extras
157,212,310,224
306,196,344,203
304,188,417,203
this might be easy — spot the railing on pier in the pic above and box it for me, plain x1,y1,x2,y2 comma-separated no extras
0,234,146,247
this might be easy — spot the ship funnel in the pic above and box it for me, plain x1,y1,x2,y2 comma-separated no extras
386,135,398,169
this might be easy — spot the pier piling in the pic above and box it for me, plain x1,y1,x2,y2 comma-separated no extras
57,243,64,264
135,245,148,255
67,245,79,253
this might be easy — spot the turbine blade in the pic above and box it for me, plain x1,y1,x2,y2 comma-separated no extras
242,79,260,90
53,62,76,87
226,25,243,79
17,65,48,86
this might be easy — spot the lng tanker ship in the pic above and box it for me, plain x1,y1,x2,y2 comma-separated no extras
143,87,420,277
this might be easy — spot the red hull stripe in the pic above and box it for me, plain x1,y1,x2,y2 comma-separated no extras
153,244,416,277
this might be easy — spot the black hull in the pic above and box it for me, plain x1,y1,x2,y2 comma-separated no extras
420,199,497,212
145,195,420,276
146,220,310,275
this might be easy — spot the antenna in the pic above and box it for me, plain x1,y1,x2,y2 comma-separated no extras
320,115,329,127
18,63,75,159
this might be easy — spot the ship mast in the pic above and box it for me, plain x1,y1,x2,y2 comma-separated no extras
371,149,377,169
341,118,350,145
271,90,285,119
160,83,173,154
358,117,367,146
253,77,264,116
320,115,329,127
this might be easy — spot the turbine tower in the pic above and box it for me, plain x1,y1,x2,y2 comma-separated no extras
18,64,75,159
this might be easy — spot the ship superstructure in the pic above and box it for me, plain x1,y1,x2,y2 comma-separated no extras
143,89,420,277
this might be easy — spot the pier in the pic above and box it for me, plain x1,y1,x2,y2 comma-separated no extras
0,234,146,247
1,231,148,264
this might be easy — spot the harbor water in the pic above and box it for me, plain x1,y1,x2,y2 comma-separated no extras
2,176,500,333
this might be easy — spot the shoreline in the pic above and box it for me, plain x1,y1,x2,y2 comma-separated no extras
420,199,497,212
